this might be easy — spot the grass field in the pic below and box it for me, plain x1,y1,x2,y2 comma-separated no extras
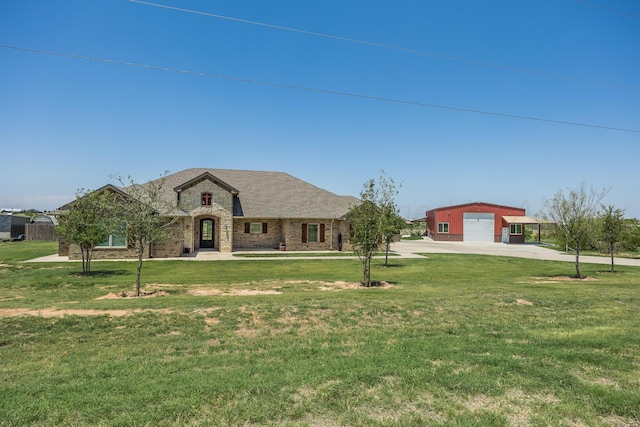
1,241,639,426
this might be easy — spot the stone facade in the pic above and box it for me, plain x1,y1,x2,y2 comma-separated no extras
59,169,359,259
179,179,234,253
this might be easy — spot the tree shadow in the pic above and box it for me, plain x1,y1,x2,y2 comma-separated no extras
375,263,405,268
359,280,398,287
69,270,129,278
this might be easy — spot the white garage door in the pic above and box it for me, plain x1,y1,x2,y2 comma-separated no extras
463,213,495,242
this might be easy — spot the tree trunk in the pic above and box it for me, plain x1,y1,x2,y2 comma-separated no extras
81,244,88,274
610,242,615,273
136,241,144,296
86,245,93,274
362,256,370,287
361,249,374,287
574,247,581,279
385,240,390,266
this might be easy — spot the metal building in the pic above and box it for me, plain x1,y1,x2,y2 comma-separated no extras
425,202,536,243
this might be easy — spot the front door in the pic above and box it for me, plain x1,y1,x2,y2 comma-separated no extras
502,227,509,243
200,218,215,249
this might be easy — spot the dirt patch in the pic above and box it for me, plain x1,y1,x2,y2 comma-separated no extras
96,291,169,299
0,307,173,318
317,281,392,291
0,295,25,302
462,389,559,426
128,281,391,295
515,299,534,306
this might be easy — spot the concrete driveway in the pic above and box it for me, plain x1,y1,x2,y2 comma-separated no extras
390,238,640,267
24,238,640,267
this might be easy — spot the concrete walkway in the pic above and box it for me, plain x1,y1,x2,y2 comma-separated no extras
24,238,640,267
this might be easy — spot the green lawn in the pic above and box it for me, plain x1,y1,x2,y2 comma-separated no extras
1,241,639,426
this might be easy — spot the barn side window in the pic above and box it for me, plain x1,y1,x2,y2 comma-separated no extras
510,224,522,235
438,222,449,233
201,192,212,206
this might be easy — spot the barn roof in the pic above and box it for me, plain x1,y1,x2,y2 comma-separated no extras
427,201,524,212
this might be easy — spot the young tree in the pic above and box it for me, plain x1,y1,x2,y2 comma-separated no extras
114,173,180,296
350,180,381,287
350,171,401,285
542,182,608,278
599,205,625,273
56,189,118,274
378,173,403,266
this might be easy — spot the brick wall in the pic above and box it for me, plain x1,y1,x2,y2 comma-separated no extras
233,219,283,250
281,219,351,251
151,221,183,257
68,244,141,260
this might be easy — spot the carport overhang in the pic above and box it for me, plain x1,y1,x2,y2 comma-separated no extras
502,216,545,243
502,216,541,225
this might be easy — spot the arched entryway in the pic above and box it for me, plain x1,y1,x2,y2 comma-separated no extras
199,218,215,249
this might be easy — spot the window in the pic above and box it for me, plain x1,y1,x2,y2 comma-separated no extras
251,222,268,234
302,223,325,243
244,222,267,234
307,224,319,243
201,192,212,206
510,224,522,235
438,222,449,233
96,233,126,248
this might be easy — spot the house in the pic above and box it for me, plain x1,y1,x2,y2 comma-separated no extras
425,201,539,243
58,168,360,259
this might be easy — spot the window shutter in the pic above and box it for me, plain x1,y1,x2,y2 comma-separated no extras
320,224,326,243
262,222,268,234
244,223,250,233
302,223,307,243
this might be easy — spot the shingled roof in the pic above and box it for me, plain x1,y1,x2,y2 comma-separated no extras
148,168,361,219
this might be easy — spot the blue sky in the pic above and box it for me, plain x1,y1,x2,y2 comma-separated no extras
1,0,639,219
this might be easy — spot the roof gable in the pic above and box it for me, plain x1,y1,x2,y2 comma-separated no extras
58,184,130,210
173,172,239,195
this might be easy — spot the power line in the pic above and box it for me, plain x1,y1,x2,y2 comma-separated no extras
568,0,640,20
129,0,640,92
2,44,639,134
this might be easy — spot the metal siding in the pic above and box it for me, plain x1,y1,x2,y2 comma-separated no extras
428,202,526,242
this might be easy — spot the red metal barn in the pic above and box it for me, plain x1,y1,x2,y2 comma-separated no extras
426,202,531,243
